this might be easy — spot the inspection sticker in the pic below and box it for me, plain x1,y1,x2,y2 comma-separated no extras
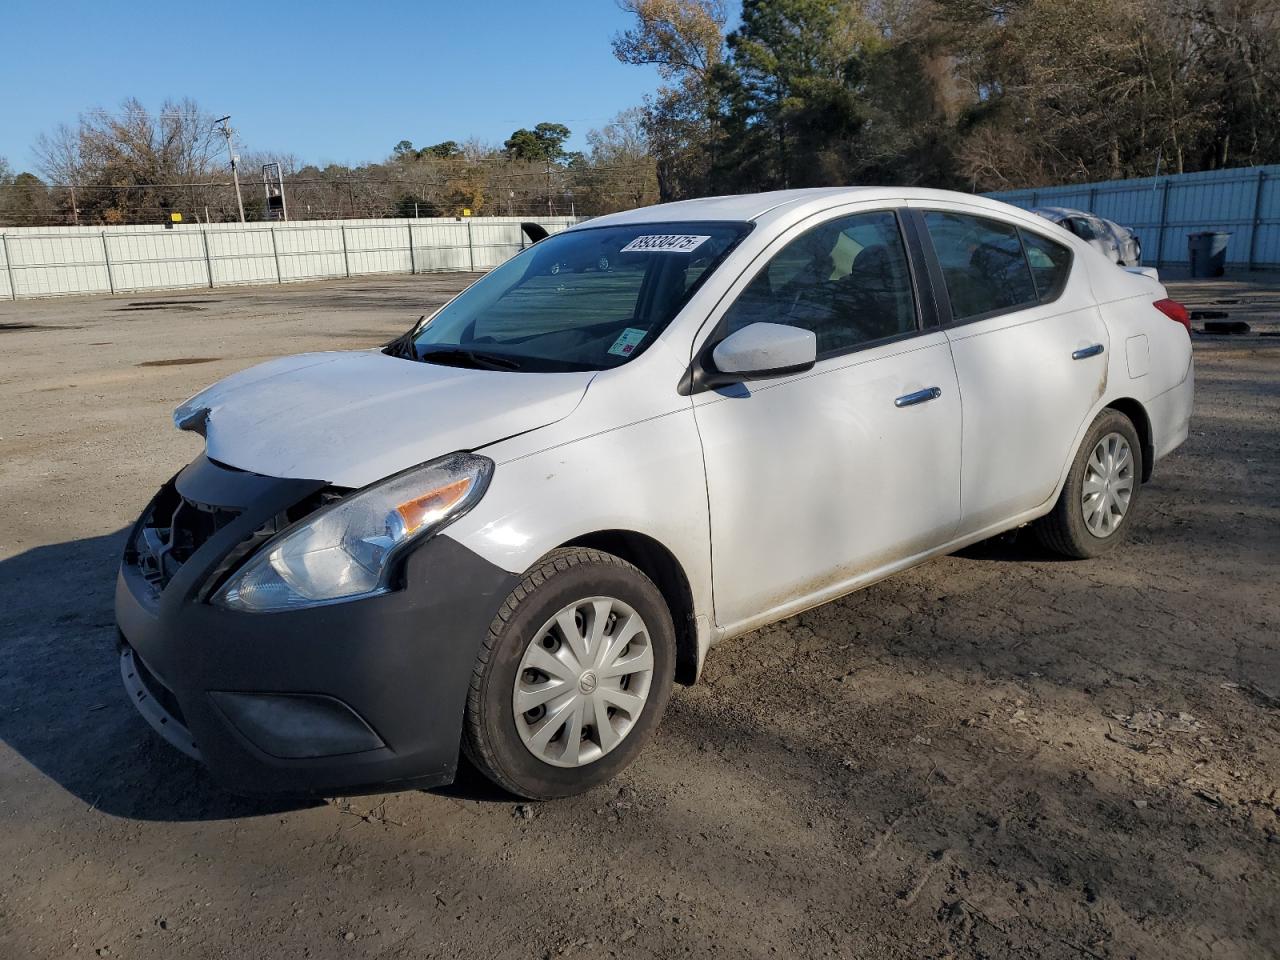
619,234,710,253
608,327,648,357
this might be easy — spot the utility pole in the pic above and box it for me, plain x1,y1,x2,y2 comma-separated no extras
215,115,246,223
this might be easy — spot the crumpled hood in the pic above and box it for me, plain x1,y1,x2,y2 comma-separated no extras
185,351,594,488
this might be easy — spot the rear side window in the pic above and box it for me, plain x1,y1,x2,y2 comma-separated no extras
1020,229,1072,303
924,212,1038,321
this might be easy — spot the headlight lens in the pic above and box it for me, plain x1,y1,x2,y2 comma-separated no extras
214,452,493,612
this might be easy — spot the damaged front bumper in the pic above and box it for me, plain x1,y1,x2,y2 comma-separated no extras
114,454,516,797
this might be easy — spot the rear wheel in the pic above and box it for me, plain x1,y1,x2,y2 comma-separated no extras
1036,409,1143,558
462,548,675,799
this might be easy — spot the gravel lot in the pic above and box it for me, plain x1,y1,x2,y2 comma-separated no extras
0,272,1276,960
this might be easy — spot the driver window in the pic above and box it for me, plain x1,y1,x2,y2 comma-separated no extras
721,210,918,359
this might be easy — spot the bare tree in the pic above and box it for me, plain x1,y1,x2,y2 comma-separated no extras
33,97,222,223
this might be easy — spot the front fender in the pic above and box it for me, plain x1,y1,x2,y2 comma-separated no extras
446,407,715,664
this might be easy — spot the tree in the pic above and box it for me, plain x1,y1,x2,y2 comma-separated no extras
613,0,729,199
503,123,572,163
1,172,54,226
575,108,660,212
33,97,223,223
713,0,875,191
421,140,462,160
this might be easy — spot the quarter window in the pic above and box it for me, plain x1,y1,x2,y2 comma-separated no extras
924,212,1038,321
1020,229,1072,303
722,211,918,358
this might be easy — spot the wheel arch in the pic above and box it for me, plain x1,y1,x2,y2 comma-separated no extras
1105,397,1155,482
562,529,700,686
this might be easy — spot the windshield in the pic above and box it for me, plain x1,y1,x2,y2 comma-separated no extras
407,221,751,372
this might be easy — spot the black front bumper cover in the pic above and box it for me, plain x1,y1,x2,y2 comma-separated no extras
114,454,517,796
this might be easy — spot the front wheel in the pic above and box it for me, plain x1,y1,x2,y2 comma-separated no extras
1035,409,1143,558
461,548,675,799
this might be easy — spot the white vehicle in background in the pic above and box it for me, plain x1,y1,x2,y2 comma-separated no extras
1032,206,1143,265
116,187,1194,801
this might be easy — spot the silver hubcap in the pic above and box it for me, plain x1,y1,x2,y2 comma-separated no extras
1082,432,1134,537
513,596,654,768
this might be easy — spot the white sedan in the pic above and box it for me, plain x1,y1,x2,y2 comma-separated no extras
116,187,1194,800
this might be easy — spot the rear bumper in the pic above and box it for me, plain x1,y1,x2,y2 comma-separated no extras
114,457,517,797
1149,355,1194,462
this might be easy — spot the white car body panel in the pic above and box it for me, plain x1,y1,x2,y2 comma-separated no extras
181,187,1194,678
905,197,1112,533
182,350,594,487
692,332,962,631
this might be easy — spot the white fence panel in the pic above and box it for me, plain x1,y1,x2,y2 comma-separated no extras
276,224,346,282
410,221,476,273
207,228,282,287
107,230,209,292
6,233,112,297
0,216,580,299
345,223,412,276
469,220,525,270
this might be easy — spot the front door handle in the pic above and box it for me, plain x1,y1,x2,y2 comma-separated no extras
1072,343,1104,360
895,386,942,408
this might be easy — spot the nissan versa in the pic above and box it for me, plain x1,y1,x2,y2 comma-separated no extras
116,187,1194,799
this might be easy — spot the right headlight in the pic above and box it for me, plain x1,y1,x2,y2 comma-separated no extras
214,452,493,613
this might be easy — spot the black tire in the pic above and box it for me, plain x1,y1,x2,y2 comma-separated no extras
1035,408,1143,559
461,547,676,800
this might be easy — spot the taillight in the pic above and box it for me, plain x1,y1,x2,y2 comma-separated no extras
1154,298,1191,334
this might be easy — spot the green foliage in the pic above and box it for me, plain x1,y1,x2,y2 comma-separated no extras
616,0,1280,197
422,141,462,160
503,123,572,164
0,171,54,226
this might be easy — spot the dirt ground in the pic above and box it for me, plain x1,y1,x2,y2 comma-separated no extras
0,271,1276,960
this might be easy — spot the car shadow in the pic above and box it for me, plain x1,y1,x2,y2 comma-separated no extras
0,528,522,819
0,529,322,821
952,526,1073,563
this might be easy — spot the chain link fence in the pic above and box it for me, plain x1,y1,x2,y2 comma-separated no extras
0,216,579,300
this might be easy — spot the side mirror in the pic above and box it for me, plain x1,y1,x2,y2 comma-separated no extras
702,322,817,388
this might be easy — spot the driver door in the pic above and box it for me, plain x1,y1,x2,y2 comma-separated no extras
691,207,962,633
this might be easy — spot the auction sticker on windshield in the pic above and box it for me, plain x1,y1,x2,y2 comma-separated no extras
608,327,648,357
619,234,710,253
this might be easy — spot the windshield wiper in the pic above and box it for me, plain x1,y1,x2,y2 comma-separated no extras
417,347,523,371
383,316,424,360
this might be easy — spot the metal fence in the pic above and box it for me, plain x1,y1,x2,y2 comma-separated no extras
986,164,1280,270
0,216,580,300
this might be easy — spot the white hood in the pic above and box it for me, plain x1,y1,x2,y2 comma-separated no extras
185,351,594,487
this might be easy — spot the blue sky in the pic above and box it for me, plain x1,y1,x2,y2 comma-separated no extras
0,0,669,176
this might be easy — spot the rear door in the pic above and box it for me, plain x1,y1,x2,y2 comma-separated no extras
910,204,1108,536
691,206,962,632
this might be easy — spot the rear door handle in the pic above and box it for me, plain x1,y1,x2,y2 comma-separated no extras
1072,343,1104,360
894,386,942,408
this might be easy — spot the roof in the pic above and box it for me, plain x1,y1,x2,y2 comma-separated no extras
574,186,1040,232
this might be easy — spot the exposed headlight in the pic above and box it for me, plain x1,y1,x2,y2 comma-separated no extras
214,452,493,613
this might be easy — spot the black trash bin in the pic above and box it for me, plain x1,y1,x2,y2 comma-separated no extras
1188,231,1231,278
